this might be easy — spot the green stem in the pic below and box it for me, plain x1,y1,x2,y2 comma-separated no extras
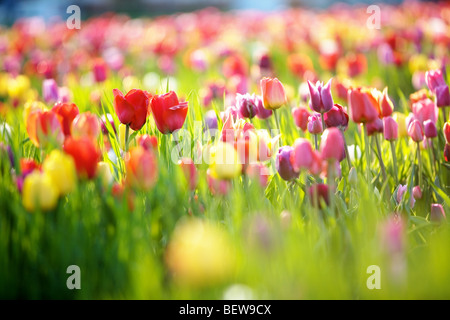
342,129,352,169
374,134,387,181
273,109,282,145
125,124,130,153
417,142,423,188
321,113,326,132
444,107,447,123
328,160,335,217
390,140,398,185
363,124,371,182
314,134,319,151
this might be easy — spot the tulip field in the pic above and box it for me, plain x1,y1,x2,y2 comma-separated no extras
1,1,450,300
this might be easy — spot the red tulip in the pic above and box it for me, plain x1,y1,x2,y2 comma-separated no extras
348,87,379,123
52,102,79,137
63,137,101,179
444,121,450,144
125,146,158,190
323,104,349,130
113,88,151,131
379,87,394,117
150,91,189,134
26,110,64,148
444,144,450,162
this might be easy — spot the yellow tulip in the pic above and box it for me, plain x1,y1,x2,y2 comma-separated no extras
22,170,59,212
392,112,408,138
209,142,242,180
43,150,77,196
165,218,234,287
7,75,31,100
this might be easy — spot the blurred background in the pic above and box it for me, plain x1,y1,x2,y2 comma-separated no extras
0,0,441,25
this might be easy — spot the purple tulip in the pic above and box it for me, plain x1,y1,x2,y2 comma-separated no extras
255,95,272,119
435,85,450,108
423,119,438,138
204,110,218,131
236,93,258,119
275,146,299,181
43,79,59,103
307,79,334,114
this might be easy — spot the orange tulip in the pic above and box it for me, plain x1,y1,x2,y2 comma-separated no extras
260,77,287,110
125,146,158,190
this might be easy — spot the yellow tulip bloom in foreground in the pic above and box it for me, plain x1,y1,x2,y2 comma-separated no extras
43,150,77,196
165,218,234,287
22,171,59,212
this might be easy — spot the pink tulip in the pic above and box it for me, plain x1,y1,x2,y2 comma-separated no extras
407,120,424,142
425,69,446,92
383,116,398,141
412,186,422,200
260,77,287,110
320,128,344,162
412,98,438,125
307,113,323,134
290,138,314,172
396,184,415,208
435,85,450,108
430,204,446,222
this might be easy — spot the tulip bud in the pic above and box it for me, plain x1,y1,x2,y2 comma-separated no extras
292,107,310,131
383,116,398,141
423,119,437,138
435,85,450,108
320,128,344,161
430,204,446,222
396,184,415,208
379,87,394,117
42,150,77,196
407,119,424,142
22,170,59,212
307,79,333,113
290,138,313,172
42,79,59,103
276,146,299,181
323,104,349,130
260,77,287,110
307,113,323,134
412,186,422,200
